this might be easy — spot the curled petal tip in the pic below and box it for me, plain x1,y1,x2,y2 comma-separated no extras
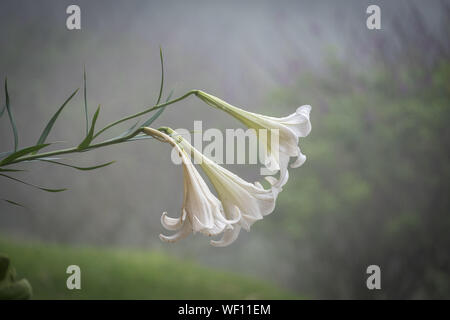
210,226,241,247
159,234,173,243
290,152,306,168
161,211,184,231
297,104,311,114
159,229,191,243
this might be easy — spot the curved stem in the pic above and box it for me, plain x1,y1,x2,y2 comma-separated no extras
5,128,145,165
6,147,80,164
2,90,199,166
92,90,198,140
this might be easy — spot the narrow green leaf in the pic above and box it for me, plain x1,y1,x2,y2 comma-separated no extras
141,107,165,128
0,144,50,166
29,157,61,161
155,47,164,105
35,89,78,149
3,199,26,208
166,89,174,101
127,134,155,142
78,105,100,149
116,121,140,139
83,67,88,136
40,159,115,171
0,173,66,192
141,89,174,128
124,121,140,135
4,78,18,152
0,104,5,117
0,168,25,172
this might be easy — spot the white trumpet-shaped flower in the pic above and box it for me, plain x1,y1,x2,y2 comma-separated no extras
142,127,238,245
195,90,311,190
171,129,279,247
146,127,279,247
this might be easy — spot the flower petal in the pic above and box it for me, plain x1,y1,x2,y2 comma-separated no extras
159,218,192,243
161,210,186,231
210,225,242,247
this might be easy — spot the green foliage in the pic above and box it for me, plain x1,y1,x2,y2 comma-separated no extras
0,143,50,166
0,254,32,300
141,89,173,128
1,199,25,208
4,79,18,151
0,173,67,192
139,49,171,129
155,46,164,105
78,105,101,149
83,67,89,135
0,49,178,206
35,89,78,148
0,237,296,300
39,159,115,171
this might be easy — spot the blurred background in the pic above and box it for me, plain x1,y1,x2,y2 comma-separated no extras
0,0,449,299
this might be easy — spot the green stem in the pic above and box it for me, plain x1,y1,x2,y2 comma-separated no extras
6,129,144,165
92,90,198,140
2,90,199,166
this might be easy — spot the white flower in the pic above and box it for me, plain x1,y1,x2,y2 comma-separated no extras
195,90,311,190
142,127,238,245
173,129,279,247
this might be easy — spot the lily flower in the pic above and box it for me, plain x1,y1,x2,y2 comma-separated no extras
142,127,238,245
195,90,311,190
163,127,279,247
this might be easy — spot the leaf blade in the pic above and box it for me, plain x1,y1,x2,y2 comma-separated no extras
35,89,78,148
141,89,174,128
127,135,154,142
4,78,18,151
0,144,50,166
83,67,89,135
155,47,164,105
78,105,100,149
40,159,115,171
0,173,66,192
0,168,25,172
106,120,140,142
2,199,26,208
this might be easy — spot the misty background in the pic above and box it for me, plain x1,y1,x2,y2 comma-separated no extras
1,0,449,299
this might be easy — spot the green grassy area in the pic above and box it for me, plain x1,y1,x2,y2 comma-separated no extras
0,236,296,300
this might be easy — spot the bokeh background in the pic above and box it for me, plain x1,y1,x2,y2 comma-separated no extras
1,0,449,299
